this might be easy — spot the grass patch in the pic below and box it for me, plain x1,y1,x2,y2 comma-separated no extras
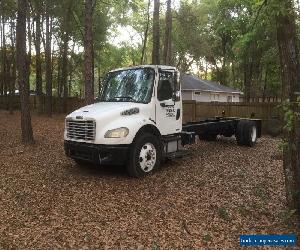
152,240,160,250
218,207,230,221
203,234,213,242
279,209,298,224
238,205,251,217
253,184,269,200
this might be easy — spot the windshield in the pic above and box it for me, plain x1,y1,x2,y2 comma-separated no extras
101,68,155,103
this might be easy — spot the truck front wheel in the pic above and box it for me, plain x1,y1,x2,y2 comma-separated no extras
127,133,161,177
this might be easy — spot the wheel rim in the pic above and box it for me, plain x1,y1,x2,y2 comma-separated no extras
139,143,157,172
251,126,257,142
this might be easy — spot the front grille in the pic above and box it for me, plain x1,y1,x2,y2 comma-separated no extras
66,119,96,141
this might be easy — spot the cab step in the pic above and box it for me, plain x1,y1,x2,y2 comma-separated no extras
166,149,190,159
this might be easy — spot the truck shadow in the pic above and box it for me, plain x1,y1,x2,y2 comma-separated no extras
215,136,238,145
65,136,242,178
67,161,128,178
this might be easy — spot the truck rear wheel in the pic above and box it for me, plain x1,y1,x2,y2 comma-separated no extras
127,133,161,177
236,120,257,147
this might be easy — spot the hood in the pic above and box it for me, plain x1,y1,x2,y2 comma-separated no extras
67,102,141,118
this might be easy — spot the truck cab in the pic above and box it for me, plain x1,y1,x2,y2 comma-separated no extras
64,65,261,177
64,65,188,177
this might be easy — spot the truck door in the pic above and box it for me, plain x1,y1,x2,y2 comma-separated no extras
155,70,182,135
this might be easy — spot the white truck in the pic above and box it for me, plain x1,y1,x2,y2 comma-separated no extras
64,65,261,177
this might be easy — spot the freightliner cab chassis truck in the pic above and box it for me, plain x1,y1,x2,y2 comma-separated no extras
64,65,261,177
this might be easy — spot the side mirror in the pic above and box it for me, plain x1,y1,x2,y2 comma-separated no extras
172,71,180,102
174,71,179,86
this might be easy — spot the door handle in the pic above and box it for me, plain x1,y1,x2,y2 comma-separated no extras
176,109,181,120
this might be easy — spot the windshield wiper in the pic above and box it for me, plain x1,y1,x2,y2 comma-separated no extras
108,96,136,102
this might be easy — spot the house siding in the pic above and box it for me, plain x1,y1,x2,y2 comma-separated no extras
182,91,193,101
183,90,240,102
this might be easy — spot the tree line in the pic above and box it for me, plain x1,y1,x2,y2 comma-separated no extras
0,0,299,218
2,1,299,111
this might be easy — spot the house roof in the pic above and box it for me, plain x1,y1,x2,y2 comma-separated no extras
181,74,242,94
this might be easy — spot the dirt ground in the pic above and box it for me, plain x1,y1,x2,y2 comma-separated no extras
0,110,299,249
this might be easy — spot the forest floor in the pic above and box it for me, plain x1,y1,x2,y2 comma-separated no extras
0,110,299,249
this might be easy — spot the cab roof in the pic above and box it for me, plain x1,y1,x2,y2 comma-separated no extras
109,65,177,73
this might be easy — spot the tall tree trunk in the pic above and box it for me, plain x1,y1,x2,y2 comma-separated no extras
262,65,269,102
205,61,208,80
140,0,151,65
97,67,102,97
10,54,16,114
16,0,34,144
26,11,32,99
1,15,8,109
163,0,172,65
84,0,94,105
69,42,75,97
61,0,72,112
220,35,228,86
45,0,52,116
243,52,253,102
35,1,43,114
232,62,236,86
152,0,160,65
0,15,3,99
9,19,16,114
57,49,62,98
276,0,300,215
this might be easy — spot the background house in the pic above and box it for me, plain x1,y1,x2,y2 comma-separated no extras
181,74,242,102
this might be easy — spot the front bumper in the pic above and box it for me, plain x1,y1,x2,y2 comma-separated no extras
64,140,129,165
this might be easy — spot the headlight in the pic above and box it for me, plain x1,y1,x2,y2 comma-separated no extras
104,127,129,138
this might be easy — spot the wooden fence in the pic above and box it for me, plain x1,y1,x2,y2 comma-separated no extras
183,101,284,133
0,96,84,113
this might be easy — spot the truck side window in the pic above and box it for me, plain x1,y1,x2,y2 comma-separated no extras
158,71,175,101
158,80,173,101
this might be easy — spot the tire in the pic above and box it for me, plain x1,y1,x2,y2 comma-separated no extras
235,120,246,145
127,133,161,178
236,120,257,147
